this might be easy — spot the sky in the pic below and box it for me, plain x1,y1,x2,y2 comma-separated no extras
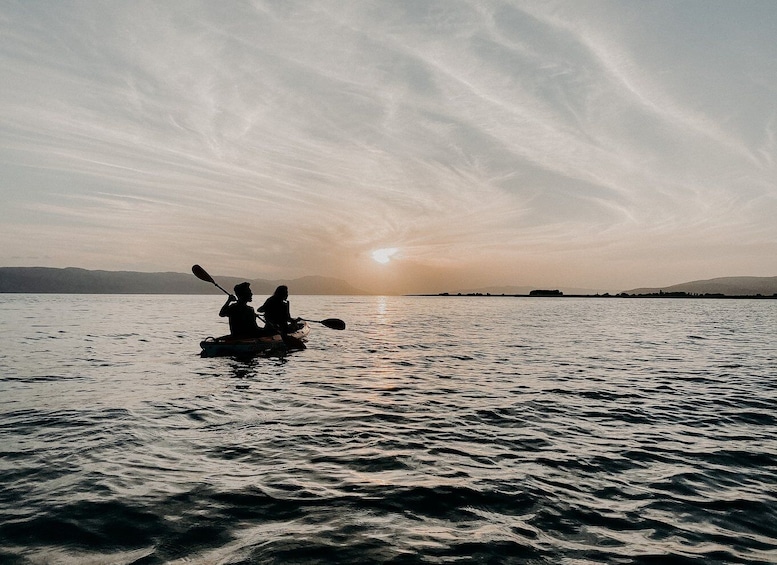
1,1,776,294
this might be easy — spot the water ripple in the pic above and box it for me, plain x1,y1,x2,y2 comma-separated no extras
0,295,776,563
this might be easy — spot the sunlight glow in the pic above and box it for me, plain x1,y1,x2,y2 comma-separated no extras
371,248,398,264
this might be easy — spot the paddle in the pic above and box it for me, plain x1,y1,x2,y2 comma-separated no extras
301,318,346,330
192,264,232,297
191,264,306,350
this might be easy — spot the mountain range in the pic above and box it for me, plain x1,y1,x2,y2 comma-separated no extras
0,268,775,296
622,276,777,296
0,267,367,295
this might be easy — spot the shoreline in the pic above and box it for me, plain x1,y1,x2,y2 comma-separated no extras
409,293,777,299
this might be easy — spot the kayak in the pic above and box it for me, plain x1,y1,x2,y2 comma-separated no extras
200,321,311,357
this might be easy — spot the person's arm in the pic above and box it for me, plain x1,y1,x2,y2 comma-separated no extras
257,297,270,314
219,295,236,317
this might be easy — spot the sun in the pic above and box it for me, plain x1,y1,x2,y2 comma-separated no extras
371,248,398,264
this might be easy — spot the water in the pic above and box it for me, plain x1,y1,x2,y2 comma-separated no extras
1,294,776,564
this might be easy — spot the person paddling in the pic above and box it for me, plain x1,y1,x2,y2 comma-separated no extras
257,285,300,334
219,282,263,338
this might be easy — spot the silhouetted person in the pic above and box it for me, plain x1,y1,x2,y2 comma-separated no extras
219,282,263,338
258,285,299,333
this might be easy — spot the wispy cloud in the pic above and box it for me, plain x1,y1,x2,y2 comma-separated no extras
1,0,775,292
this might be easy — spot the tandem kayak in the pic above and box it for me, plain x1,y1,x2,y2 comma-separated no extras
200,321,311,357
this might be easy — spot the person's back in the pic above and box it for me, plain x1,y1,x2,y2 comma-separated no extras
219,282,262,338
258,285,295,332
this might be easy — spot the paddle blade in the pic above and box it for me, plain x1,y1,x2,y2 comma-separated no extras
192,264,214,284
320,318,346,330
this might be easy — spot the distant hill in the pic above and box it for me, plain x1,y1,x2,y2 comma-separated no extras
0,267,367,295
623,276,777,296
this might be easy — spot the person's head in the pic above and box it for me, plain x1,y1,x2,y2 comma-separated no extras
273,285,289,300
234,282,253,302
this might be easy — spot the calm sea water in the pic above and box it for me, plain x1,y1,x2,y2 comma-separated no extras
1,294,775,564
